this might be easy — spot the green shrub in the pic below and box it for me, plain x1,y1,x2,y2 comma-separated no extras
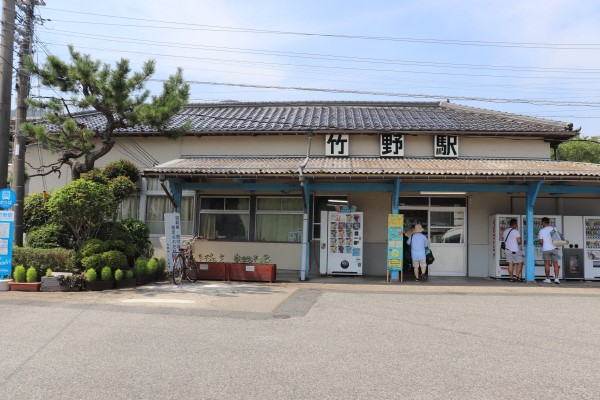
86,268,97,282
26,267,37,283
101,250,128,270
100,266,112,281
13,265,26,283
104,160,140,184
45,268,53,277
80,239,108,258
114,269,124,281
80,168,109,185
125,270,134,280
81,254,104,272
105,240,136,259
97,222,131,243
122,218,152,257
109,175,135,203
23,192,51,233
26,223,72,249
12,247,77,277
146,258,159,280
133,258,147,278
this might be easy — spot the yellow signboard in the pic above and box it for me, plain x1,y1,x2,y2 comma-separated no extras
387,214,404,270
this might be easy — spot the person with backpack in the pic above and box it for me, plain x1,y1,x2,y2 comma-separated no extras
503,218,523,282
407,224,429,282
538,217,561,284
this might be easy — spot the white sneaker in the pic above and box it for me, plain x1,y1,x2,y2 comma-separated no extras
554,279,560,284
543,278,551,284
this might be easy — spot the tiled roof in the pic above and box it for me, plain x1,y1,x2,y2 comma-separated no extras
145,157,600,179
54,101,576,139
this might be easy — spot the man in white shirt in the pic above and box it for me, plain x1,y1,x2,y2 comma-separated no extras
538,217,560,284
503,218,523,282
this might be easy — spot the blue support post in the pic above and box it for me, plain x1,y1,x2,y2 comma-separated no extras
525,181,543,282
300,179,311,281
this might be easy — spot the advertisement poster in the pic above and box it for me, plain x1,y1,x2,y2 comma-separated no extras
387,214,404,270
164,213,181,272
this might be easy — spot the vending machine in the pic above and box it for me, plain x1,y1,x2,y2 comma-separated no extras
520,215,563,279
489,214,521,278
583,216,600,280
319,210,363,275
562,216,585,280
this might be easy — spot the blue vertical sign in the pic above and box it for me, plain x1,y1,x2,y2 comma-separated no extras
0,188,17,278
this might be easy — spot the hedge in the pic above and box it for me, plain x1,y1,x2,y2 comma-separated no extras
12,246,77,278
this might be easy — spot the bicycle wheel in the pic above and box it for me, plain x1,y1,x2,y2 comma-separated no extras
186,259,199,283
173,254,184,285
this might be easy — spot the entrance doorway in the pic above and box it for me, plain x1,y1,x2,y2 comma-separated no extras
400,197,467,276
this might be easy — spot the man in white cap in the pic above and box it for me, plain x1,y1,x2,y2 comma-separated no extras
407,224,429,281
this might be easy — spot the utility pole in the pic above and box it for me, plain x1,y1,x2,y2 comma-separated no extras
12,0,37,246
0,0,16,188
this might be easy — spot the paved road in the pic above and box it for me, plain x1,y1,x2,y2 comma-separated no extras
0,280,599,399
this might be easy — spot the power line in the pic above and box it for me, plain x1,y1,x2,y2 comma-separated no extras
37,28,600,75
42,7,600,50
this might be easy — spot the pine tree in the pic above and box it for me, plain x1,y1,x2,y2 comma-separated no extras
23,45,190,179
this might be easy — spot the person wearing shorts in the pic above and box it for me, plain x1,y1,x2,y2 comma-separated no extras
407,224,429,282
538,217,561,284
503,218,523,282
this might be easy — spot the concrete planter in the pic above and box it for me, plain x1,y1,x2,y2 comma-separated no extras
115,278,136,289
41,275,80,292
0,279,13,291
228,263,276,283
85,280,115,291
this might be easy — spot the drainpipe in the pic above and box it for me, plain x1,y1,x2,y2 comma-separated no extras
298,132,313,281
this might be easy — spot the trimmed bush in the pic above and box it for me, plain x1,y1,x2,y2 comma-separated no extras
125,270,134,280
86,268,97,282
100,266,112,281
97,222,131,243
23,192,51,233
133,258,147,278
45,268,53,277
12,247,77,277
26,267,38,283
105,240,136,259
81,254,104,272
13,265,26,283
80,239,108,258
104,160,140,184
146,258,159,280
122,218,152,258
26,223,72,249
101,250,128,270
114,269,124,281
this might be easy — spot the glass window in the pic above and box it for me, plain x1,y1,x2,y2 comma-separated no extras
430,197,466,207
256,197,303,242
146,196,194,235
429,210,465,244
117,195,140,220
199,197,250,240
399,197,429,207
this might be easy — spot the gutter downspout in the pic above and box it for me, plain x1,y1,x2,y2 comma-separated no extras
299,132,313,281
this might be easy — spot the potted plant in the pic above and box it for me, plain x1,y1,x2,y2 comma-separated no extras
196,253,227,281
114,268,136,289
134,258,147,285
85,267,114,291
146,258,159,282
9,265,42,291
228,254,276,283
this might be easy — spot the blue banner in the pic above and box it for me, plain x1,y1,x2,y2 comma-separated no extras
0,210,14,278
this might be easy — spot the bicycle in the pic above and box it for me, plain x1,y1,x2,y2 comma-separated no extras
172,236,201,285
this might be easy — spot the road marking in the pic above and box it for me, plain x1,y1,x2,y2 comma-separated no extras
120,299,195,304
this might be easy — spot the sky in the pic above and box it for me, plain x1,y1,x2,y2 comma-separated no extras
6,0,600,135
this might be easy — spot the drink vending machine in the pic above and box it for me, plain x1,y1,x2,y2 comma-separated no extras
563,216,600,281
520,215,563,279
319,210,363,275
488,214,521,279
